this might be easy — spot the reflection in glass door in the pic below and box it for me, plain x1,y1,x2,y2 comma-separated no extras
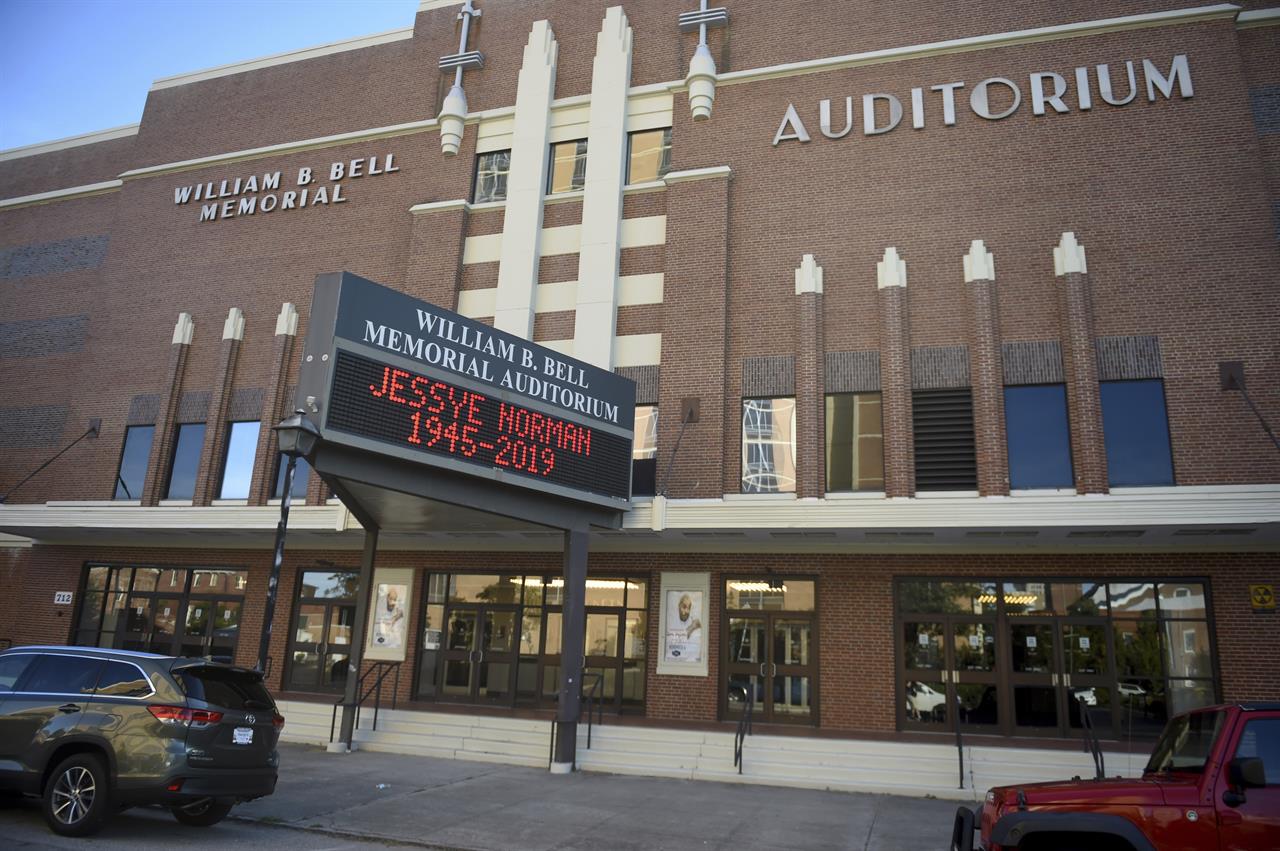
440,606,519,704
286,570,357,692
723,578,818,724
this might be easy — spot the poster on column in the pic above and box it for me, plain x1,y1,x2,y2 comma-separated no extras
657,572,710,677
365,567,413,661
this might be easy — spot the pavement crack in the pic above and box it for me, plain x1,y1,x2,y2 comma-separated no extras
862,804,879,851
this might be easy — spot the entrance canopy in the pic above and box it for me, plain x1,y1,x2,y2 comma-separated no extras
296,272,637,534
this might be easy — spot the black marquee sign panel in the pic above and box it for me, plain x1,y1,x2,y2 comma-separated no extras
297,272,636,510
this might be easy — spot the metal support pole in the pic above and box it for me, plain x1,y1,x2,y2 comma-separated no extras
338,526,380,750
552,528,588,773
256,454,296,674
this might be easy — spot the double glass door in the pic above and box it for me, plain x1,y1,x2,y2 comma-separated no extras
725,612,817,723
440,605,519,704
900,617,999,733
1009,619,1112,736
286,570,357,692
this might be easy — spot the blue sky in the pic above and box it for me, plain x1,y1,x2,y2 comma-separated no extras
0,0,419,151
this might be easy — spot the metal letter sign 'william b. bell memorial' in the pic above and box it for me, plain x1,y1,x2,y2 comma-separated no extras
296,272,636,513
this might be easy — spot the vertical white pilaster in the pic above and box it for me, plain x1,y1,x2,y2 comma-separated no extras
494,21,558,339
572,6,634,369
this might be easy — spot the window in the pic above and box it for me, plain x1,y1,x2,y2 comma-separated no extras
20,654,104,695
1235,719,1280,785
631,405,658,497
94,660,153,698
0,654,34,692
272,453,311,500
1099,379,1174,486
548,139,588,194
1004,385,1073,489
627,128,672,184
472,149,510,204
165,422,206,500
913,389,977,491
825,393,883,491
114,425,154,500
218,421,260,499
741,398,797,493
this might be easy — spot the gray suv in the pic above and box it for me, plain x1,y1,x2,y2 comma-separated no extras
0,645,281,836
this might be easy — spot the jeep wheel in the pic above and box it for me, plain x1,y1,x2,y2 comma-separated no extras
170,797,235,827
42,753,111,837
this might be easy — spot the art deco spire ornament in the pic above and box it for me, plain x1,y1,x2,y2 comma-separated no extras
438,0,485,155
679,1,728,121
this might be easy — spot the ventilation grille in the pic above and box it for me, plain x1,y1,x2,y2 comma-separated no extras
912,389,977,491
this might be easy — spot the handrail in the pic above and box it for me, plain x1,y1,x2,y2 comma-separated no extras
581,671,604,749
329,661,402,743
1077,695,1106,779
731,683,754,774
954,692,966,789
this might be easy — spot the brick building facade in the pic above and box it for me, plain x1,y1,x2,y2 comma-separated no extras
2,0,1278,755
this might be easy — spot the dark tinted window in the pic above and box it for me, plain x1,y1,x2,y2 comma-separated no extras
272,453,310,500
178,666,274,710
0,654,35,692
165,423,206,500
94,660,154,698
1146,709,1226,774
218,421,260,499
114,425,154,500
1004,385,1073,489
1235,718,1280,785
21,654,105,695
1100,380,1174,486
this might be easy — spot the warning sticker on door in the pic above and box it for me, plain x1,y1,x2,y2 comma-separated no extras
918,633,930,647
1026,636,1038,649
1079,636,1091,651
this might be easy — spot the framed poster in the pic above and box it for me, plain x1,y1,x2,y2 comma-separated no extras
657,572,710,677
364,567,413,661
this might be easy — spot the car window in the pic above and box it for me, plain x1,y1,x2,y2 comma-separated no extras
1234,718,1280,785
94,660,154,698
1146,709,1227,774
177,666,274,710
0,654,35,692
20,654,105,695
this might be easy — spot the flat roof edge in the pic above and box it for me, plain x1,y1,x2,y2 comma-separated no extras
0,124,139,163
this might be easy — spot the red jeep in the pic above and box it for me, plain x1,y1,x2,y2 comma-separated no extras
952,703,1280,851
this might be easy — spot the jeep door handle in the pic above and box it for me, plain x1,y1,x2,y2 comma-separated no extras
57,703,80,713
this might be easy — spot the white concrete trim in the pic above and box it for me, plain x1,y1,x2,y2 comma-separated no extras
275,302,299,337
463,232,504,265
623,179,666,195
795,254,824,295
493,19,559,341
544,189,584,206
877,247,907,289
619,273,664,306
621,215,667,247
535,280,577,312
1237,8,1280,27
0,533,33,548
172,312,194,346
1054,231,1088,276
706,4,1242,90
409,198,470,214
574,6,635,370
625,90,675,133
612,333,662,367
963,239,995,284
222,307,245,341
547,102,593,145
461,273,663,318
419,0,464,10
118,118,436,181
465,215,665,266
0,179,122,210
457,288,497,318
150,27,415,91
0,124,138,162
663,166,730,185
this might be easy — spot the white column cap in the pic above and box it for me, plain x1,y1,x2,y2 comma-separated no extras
172,312,194,345
795,254,824,295
963,239,995,283
222,307,245,341
877,247,907,289
1054,231,1088,276
275,303,299,337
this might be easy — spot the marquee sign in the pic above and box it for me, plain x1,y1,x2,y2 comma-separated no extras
298,273,636,509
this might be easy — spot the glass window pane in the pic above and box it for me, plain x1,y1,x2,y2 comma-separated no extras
154,599,179,638
1003,582,1050,616
1164,621,1213,678
1118,678,1167,739
1004,385,1074,489
774,619,811,666
165,423,206,500
1052,582,1108,616
727,617,766,663
473,149,511,204
130,568,160,592
1114,619,1162,678
218,421,260,499
585,613,618,658
626,579,648,610
191,570,247,595
905,681,948,725
111,568,133,593
544,612,563,656
299,571,358,600
627,128,671,184
1100,380,1174,486
1168,679,1217,715
450,574,520,604
114,425,154,500
273,453,310,500
78,592,105,634
95,661,152,697
741,398,797,493
1110,583,1157,619
903,622,944,669
624,611,646,660
125,597,152,633
633,406,658,459
520,611,542,655
825,393,884,492
1014,685,1058,728
22,655,104,695
584,578,627,608
427,574,448,604
102,592,127,632
957,684,999,727
548,139,587,194
1063,623,1108,675
952,622,996,671
0,654,35,692
1234,719,1280,785
1158,582,1206,619
899,580,997,615
725,579,814,611
85,566,109,591
1011,623,1054,673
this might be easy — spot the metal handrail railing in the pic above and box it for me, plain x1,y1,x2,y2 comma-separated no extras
581,671,604,750
954,694,966,789
731,683,754,774
329,661,401,742
1078,695,1106,779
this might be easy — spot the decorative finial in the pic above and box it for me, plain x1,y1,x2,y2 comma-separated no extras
877,247,907,289
679,2,728,121
437,0,484,155
963,239,995,283
1053,231,1088,276
795,254,823,295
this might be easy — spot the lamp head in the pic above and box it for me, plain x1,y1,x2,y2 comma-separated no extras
273,409,320,458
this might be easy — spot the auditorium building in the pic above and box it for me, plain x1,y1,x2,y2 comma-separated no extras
1,0,1278,793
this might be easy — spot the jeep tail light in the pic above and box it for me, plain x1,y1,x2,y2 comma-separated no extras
273,713,285,731
166,780,184,792
148,705,223,728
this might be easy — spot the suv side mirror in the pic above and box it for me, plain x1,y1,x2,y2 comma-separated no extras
1229,757,1267,790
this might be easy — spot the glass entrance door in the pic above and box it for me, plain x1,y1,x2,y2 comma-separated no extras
286,570,357,692
439,606,519,705
723,578,818,725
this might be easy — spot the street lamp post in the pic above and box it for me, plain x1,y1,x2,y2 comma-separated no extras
256,410,321,675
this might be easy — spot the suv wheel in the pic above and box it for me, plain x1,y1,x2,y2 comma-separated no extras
42,753,111,837
170,797,235,827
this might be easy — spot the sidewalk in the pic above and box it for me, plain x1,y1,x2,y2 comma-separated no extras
236,743,962,850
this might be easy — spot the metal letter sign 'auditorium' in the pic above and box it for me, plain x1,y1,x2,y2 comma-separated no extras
298,273,636,509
